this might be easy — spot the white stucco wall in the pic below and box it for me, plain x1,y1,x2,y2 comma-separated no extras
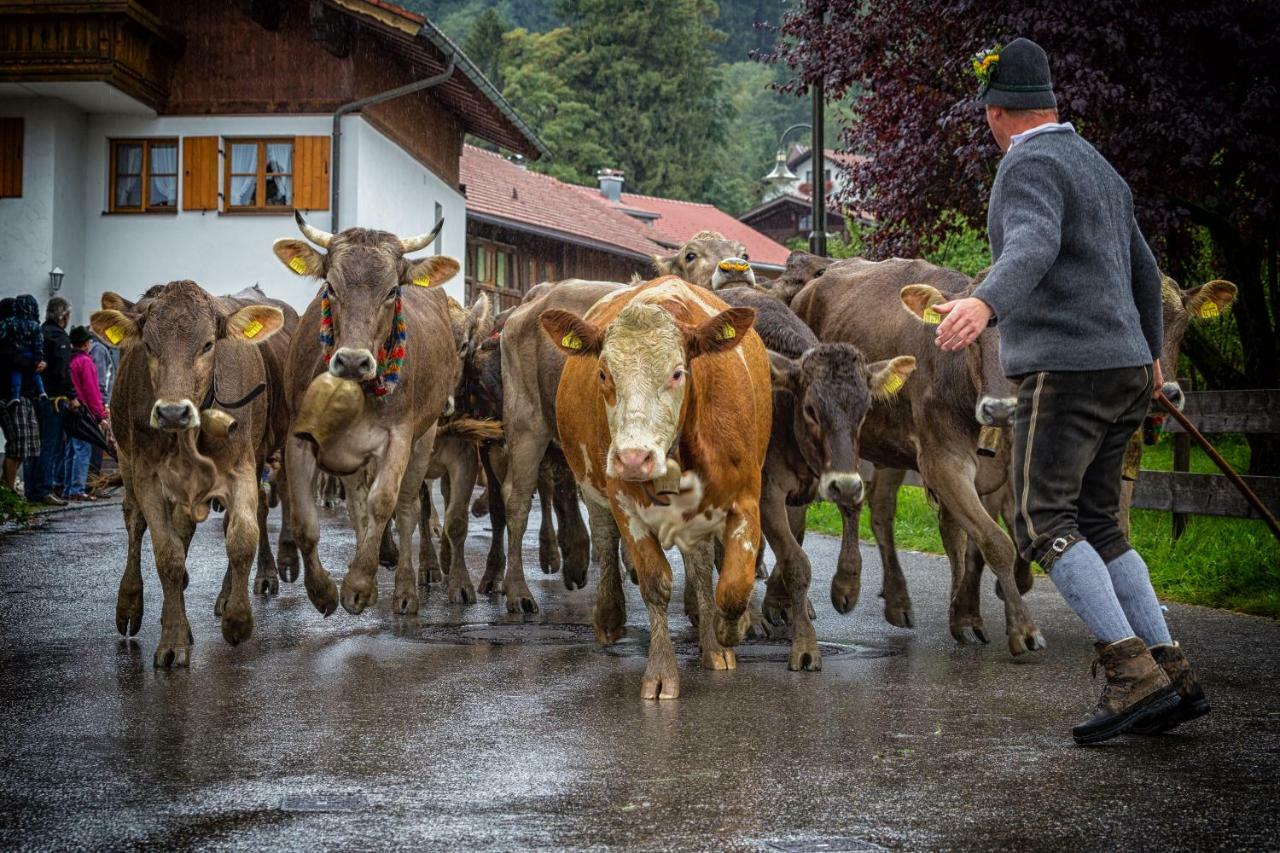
1,104,467,326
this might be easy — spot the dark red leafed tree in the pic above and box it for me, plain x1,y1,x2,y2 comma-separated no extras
767,0,1280,472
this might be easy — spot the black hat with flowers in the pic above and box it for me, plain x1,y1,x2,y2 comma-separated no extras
973,37,1057,110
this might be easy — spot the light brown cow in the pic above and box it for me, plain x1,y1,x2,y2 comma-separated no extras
273,213,461,617
654,230,756,291
542,276,772,699
91,281,295,668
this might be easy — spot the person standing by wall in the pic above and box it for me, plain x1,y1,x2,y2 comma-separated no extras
0,297,43,495
933,38,1206,744
64,327,107,502
26,297,78,505
86,330,118,479
2,295,48,404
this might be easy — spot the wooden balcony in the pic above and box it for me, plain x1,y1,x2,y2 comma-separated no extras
0,1,182,111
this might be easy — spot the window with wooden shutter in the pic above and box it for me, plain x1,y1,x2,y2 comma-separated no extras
293,135,330,210
0,117,24,199
183,136,218,211
108,138,178,213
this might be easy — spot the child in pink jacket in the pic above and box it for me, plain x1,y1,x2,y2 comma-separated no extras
65,326,107,500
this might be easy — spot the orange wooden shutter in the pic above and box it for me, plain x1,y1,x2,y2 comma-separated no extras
182,136,218,210
0,118,23,198
293,136,330,210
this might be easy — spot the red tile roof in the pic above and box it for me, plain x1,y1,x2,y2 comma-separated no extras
461,146,667,259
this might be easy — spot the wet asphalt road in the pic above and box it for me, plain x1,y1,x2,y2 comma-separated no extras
1,495,1278,852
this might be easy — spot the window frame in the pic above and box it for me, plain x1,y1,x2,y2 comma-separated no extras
222,136,296,214
108,137,179,214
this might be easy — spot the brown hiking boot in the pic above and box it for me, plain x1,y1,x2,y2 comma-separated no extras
1072,636,1179,745
1129,642,1210,735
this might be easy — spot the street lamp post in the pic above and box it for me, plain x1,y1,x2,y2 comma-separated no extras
761,86,828,257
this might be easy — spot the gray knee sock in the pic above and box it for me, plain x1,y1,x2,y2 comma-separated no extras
1105,549,1173,646
1049,540,1134,644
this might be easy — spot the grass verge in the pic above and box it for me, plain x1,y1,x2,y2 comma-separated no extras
0,486,32,526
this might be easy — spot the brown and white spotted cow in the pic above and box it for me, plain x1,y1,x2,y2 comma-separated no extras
541,276,772,700
91,281,295,668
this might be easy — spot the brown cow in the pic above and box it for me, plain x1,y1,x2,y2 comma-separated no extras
273,213,461,618
542,276,771,699
91,281,295,667
654,231,756,291
792,257,1044,655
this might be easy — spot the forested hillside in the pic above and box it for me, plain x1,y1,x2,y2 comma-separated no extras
400,0,838,214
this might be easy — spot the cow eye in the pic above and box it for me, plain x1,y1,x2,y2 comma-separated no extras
742,252,750,261
385,287,398,302
671,368,685,383
598,369,608,383
202,341,214,354
685,252,697,263
804,403,819,422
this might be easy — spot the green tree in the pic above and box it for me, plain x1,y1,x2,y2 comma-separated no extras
462,7,508,87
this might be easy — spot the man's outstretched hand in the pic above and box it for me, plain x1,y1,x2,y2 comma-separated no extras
934,297,994,351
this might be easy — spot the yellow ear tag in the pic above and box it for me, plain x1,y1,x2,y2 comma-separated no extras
242,319,264,339
412,274,432,287
921,306,943,325
561,331,583,350
105,325,125,346
288,256,308,275
883,372,905,395
1198,301,1220,319
718,323,736,340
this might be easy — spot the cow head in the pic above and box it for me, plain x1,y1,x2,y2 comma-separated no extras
1157,275,1237,407
762,251,833,305
900,283,1015,427
541,301,756,482
273,212,459,382
653,231,756,290
770,345,916,506
90,280,283,432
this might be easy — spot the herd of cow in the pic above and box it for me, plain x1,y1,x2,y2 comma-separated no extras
90,212,1238,700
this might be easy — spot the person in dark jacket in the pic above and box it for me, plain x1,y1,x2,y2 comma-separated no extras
0,296,45,495
26,297,78,505
1,295,47,403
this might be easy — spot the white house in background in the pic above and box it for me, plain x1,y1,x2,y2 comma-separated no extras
0,0,544,321
761,146,868,204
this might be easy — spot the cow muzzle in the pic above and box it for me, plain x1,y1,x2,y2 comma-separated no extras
329,348,377,382
711,258,755,290
819,471,864,505
151,399,199,431
609,446,668,482
976,395,1016,428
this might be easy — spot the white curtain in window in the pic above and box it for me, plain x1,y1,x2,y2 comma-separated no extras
230,143,258,206
265,142,292,206
149,144,177,207
115,144,143,207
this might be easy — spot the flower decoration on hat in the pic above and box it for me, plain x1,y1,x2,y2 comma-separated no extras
971,44,1002,85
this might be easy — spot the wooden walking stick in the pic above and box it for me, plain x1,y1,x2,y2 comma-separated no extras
1154,390,1280,542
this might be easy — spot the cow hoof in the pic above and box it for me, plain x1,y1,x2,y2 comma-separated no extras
746,610,773,641
884,603,915,629
220,607,254,646
153,645,190,669
306,575,339,617
394,590,420,615
950,622,989,645
116,594,143,638
425,568,444,585
254,575,279,596
713,610,747,647
788,642,822,672
701,648,736,671
563,563,587,592
340,579,378,615
594,620,625,645
539,552,561,575
477,575,499,596
640,674,680,700
761,596,790,627
1009,629,1047,656
505,593,539,614
448,584,477,605
830,577,860,615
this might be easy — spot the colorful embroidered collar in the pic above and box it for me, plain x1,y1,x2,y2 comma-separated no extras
318,284,407,398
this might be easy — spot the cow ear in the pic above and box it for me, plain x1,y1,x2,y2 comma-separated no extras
651,253,677,276
868,356,917,401
405,255,460,289
687,307,755,358
768,351,802,395
90,309,140,348
100,291,135,313
273,239,324,277
900,284,946,325
1184,279,1237,321
224,305,284,345
540,309,603,356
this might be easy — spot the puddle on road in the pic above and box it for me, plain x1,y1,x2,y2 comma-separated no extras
763,837,890,852
279,793,370,813
395,621,901,664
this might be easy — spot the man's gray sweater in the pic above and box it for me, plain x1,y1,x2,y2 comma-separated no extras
973,129,1163,377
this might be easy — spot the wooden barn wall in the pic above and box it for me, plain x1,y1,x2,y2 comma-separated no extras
153,0,461,186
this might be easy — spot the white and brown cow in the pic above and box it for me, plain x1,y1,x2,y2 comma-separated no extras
92,281,294,668
541,276,772,700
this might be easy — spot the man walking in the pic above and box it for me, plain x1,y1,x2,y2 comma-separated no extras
934,38,1208,744
26,296,78,505
0,297,43,495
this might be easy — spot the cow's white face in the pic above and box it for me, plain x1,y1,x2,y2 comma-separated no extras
598,304,687,481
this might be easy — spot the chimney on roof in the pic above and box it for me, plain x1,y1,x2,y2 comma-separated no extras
597,168,624,202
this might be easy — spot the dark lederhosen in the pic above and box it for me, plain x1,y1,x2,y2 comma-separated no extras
1011,364,1153,569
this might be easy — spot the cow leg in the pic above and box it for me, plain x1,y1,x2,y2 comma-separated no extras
341,429,413,615
115,459,147,637
548,447,590,590
536,461,561,575
618,527,678,700
438,470,453,574
939,503,987,644
379,518,400,570
442,443,479,605
285,436,338,616
479,445,507,592
135,480,192,668
220,461,261,645
871,467,915,627
921,449,1045,655
419,480,443,584
389,432,435,615
253,474,279,596
683,540,735,670
586,499,625,644
497,429,548,613
712,502,761,648
760,484,820,671
275,455,299,582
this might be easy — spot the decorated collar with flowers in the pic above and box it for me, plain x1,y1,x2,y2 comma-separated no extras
318,284,407,398
971,44,1002,86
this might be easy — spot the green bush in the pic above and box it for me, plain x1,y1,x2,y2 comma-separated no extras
0,486,31,526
